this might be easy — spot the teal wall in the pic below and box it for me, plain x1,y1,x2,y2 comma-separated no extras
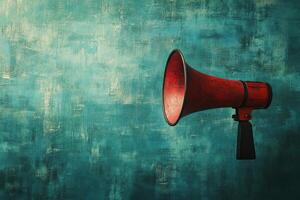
0,0,299,199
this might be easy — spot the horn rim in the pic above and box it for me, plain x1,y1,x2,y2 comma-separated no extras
162,49,188,126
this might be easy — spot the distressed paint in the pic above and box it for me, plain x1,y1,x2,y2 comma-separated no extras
0,0,299,199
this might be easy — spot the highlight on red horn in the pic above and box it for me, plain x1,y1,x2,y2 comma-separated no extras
162,50,186,126
162,49,272,160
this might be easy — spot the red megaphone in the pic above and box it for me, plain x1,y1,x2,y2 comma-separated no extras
162,49,272,160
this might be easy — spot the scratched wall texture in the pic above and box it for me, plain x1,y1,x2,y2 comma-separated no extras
0,0,299,199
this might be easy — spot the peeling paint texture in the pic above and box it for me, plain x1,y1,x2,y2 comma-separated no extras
0,0,299,199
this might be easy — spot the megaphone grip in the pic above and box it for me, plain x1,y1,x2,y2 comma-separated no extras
236,121,256,160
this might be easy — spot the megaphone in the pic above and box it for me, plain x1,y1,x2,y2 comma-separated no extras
162,49,272,160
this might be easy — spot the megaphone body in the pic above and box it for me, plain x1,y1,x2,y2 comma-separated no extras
162,49,272,159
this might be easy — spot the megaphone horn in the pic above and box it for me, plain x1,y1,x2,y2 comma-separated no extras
162,49,272,160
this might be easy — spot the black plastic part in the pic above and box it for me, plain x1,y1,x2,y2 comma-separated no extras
236,121,256,160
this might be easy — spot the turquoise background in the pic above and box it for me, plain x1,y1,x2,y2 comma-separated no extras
0,0,299,199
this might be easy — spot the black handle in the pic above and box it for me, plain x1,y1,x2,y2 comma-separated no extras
236,121,256,160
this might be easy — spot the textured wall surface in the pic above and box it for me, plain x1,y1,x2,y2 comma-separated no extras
0,0,299,199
